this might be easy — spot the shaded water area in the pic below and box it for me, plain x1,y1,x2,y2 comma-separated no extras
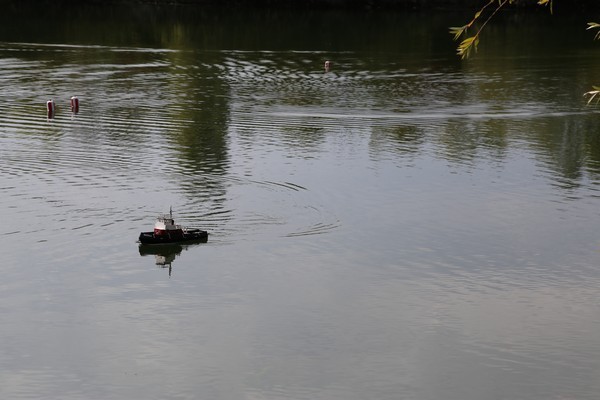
1,3,600,399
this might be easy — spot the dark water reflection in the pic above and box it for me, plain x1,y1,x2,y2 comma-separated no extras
1,3,600,400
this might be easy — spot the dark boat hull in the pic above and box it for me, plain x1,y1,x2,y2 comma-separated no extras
138,229,208,245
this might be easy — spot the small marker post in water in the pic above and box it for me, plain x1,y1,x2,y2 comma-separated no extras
46,99,55,119
70,96,79,113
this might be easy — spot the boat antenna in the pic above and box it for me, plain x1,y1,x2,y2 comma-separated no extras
170,206,173,219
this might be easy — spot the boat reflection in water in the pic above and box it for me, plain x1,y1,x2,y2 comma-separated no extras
138,241,205,276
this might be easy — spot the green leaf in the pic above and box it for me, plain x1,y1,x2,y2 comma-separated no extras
584,87,600,105
587,22,600,40
457,36,479,59
449,26,468,41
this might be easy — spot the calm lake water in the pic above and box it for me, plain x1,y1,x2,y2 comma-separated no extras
1,4,600,399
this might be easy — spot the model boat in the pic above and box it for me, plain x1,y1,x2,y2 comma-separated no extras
138,208,208,245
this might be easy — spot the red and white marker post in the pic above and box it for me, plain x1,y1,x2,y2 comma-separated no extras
46,99,55,119
70,96,79,113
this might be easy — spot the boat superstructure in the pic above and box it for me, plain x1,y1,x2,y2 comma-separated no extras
153,209,185,240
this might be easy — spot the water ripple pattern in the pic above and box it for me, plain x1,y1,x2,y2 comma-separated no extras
2,43,600,250
0,43,349,245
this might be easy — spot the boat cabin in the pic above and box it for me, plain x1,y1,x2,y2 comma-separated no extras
154,213,183,236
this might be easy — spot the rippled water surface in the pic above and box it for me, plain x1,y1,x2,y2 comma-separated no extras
1,5,600,399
